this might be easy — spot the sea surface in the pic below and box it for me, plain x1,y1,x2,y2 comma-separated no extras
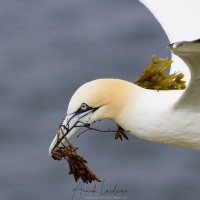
1,1,200,200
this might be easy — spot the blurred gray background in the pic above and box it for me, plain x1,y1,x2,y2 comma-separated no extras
1,0,200,200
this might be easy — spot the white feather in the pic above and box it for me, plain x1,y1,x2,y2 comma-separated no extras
140,0,200,83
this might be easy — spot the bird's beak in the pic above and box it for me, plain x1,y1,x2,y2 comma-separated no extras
49,113,81,157
49,107,99,159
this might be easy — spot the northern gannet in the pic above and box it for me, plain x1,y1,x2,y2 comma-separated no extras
49,0,200,156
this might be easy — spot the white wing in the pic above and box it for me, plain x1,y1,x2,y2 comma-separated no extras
140,0,200,110
169,40,200,110
140,0,200,83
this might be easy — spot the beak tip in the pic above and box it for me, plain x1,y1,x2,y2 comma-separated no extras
49,114,81,160
49,135,58,156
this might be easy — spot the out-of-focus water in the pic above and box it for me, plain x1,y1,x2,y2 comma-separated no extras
1,1,200,200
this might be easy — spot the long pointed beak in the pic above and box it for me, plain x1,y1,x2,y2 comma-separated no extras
49,113,81,157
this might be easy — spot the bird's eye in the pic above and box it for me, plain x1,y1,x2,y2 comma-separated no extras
80,103,88,111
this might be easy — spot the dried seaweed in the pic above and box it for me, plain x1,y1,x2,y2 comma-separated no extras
134,55,186,90
51,123,101,183
76,124,129,141
115,125,129,141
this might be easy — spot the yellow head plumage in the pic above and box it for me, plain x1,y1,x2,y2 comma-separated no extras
67,78,140,122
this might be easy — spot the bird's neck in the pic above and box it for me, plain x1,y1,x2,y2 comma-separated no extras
115,85,197,147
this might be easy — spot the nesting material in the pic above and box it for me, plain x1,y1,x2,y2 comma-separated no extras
115,125,129,141
135,55,186,90
51,124,101,183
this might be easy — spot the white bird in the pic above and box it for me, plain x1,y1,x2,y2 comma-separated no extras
49,0,200,156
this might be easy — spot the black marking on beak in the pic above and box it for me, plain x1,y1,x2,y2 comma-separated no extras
58,107,100,142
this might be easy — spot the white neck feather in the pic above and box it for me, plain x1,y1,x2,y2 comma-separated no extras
116,87,200,149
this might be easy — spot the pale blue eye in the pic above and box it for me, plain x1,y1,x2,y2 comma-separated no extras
80,103,88,110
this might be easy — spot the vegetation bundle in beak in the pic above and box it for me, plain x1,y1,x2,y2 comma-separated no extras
51,122,101,183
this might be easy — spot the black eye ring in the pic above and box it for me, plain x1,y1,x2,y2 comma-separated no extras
80,103,88,111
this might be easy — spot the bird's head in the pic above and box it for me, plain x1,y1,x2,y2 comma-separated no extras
49,78,139,156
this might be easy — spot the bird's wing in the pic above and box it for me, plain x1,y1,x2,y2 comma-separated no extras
169,40,200,110
139,0,200,83
140,0,200,110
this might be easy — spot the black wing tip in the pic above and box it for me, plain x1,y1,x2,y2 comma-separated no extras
168,39,200,50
